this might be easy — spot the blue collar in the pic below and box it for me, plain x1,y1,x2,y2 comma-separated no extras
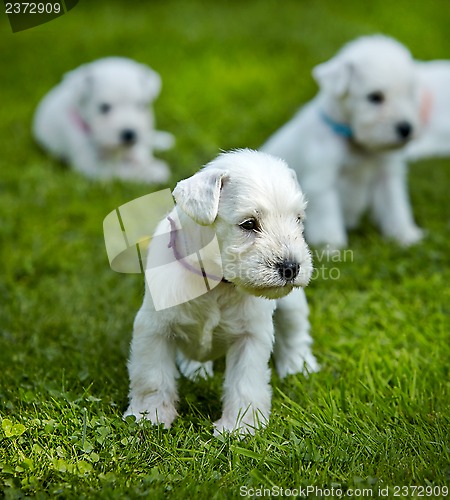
320,111,353,139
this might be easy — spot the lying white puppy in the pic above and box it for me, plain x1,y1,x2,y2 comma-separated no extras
406,60,450,161
125,149,319,435
33,57,174,183
262,35,424,248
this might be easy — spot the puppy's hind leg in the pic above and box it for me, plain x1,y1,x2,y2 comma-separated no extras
125,309,179,428
273,288,320,378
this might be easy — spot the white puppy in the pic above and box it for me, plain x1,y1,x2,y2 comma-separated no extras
125,149,319,435
33,57,174,183
406,60,450,161
262,35,424,248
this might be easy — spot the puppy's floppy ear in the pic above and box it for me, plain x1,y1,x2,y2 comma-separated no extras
140,66,162,101
288,168,307,210
173,169,228,226
62,64,93,106
313,57,352,96
288,167,300,187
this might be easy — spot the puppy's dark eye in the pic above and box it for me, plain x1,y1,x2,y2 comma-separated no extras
367,91,385,104
99,103,111,114
297,215,304,225
239,219,258,231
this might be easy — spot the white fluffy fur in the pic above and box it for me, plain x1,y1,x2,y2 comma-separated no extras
125,149,319,436
33,57,174,183
406,60,450,161
262,35,424,248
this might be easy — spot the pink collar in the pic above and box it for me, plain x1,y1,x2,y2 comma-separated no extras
420,88,433,125
167,216,226,283
70,109,91,134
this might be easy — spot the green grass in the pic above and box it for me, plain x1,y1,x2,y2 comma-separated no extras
1,0,449,498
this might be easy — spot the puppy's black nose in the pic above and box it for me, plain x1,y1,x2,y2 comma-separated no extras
396,121,413,140
120,129,137,145
277,260,300,282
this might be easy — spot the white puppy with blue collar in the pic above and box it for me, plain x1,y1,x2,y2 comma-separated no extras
33,57,174,183
125,149,318,435
262,35,424,249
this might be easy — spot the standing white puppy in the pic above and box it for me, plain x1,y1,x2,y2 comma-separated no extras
125,149,318,435
262,35,424,248
33,57,174,183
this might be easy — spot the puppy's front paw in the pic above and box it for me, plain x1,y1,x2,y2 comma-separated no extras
145,159,170,184
115,159,170,184
395,226,424,247
306,224,348,251
213,409,268,437
213,417,255,437
124,397,177,428
276,349,320,379
153,131,175,151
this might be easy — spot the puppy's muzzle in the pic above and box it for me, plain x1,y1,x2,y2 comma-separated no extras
396,121,413,141
277,260,300,282
120,128,137,146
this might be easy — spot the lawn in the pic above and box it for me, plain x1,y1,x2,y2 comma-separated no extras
0,0,449,498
